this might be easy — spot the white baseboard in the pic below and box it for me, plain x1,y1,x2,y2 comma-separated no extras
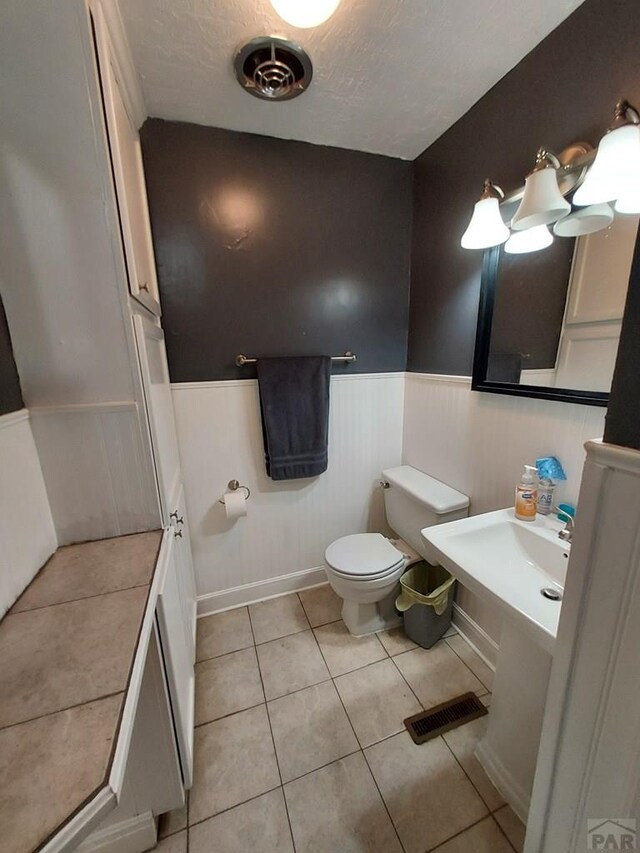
197,566,328,617
475,739,530,824
452,602,499,669
76,812,156,853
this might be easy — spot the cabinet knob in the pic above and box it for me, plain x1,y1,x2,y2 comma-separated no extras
139,281,150,293
174,529,183,538
170,511,179,520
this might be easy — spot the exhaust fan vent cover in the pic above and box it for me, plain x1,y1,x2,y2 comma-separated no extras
234,37,313,101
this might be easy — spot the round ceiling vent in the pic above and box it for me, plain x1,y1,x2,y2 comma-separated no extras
234,37,313,102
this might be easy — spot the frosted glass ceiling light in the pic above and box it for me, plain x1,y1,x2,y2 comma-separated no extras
615,187,640,214
573,100,640,207
511,148,571,231
553,203,614,237
460,180,510,250
270,0,342,28
504,224,553,254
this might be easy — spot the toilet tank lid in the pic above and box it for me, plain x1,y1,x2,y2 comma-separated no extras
382,466,469,514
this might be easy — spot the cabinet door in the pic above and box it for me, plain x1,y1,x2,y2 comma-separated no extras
93,5,162,316
169,481,197,663
156,530,195,789
133,313,181,522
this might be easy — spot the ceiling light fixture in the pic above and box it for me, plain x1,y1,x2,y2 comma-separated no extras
270,0,342,29
460,180,510,250
510,148,571,231
573,100,640,207
504,224,554,255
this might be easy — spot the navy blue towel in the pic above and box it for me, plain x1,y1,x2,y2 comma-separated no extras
257,356,331,481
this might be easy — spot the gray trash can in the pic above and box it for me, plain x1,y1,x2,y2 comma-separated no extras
395,561,455,649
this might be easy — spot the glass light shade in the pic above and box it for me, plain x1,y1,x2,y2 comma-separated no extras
615,186,640,214
573,124,640,206
270,0,341,28
553,203,614,237
504,225,553,254
460,197,510,249
511,168,571,231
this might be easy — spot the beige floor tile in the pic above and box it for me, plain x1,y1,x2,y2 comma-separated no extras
189,789,293,853
364,731,488,853
298,584,343,627
156,830,187,853
268,680,359,782
189,705,280,824
256,630,330,700
443,716,505,811
284,752,403,853
158,793,188,838
446,634,495,691
249,594,310,644
335,659,422,747
443,625,458,638
377,627,419,656
431,817,514,853
196,608,253,662
495,805,526,853
195,648,264,725
314,621,387,677
393,642,485,708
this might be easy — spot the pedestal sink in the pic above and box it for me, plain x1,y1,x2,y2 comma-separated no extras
422,508,570,822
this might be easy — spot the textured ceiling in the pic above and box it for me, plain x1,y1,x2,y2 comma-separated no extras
120,0,586,159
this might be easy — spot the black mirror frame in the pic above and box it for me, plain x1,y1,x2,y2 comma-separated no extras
471,245,608,407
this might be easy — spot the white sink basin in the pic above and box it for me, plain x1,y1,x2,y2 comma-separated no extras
422,508,570,652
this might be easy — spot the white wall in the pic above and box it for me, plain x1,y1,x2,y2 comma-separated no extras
0,410,56,616
403,373,606,643
172,374,405,602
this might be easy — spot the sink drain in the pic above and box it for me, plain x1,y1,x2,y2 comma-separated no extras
541,587,562,601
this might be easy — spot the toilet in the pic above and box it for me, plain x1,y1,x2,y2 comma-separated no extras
324,465,469,636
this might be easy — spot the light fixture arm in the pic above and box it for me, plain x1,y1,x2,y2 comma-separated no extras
530,147,562,173
479,179,505,201
609,99,640,131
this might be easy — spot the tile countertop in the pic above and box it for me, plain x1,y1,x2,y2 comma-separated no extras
0,530,163,853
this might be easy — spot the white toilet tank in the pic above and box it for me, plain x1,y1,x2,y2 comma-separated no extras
382,465,469,557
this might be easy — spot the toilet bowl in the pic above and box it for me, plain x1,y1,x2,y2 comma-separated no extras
323,466,469,636
324,533,420,635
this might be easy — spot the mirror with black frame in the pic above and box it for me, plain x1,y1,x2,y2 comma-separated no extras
472,201,639,406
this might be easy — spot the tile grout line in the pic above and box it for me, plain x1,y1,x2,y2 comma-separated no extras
491,807,520,853
9,580,152,615
440,731,496,816
423,812,495,853
310,625,408,853
0,689,126,734
388,651,426,711
187,784,283,833
246,606,297,853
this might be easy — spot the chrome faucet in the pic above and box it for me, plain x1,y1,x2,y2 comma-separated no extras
552,506,575,543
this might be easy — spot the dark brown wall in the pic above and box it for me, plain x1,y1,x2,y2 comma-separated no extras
0,295,23,416
408,0,640,376
141,120,412,382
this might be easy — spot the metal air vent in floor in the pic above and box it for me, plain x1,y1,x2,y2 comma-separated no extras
404,692,488,745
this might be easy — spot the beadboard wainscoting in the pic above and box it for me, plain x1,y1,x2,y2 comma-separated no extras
403,373,607,644
0,409,56,616
29,402,160,546
171,374,405,610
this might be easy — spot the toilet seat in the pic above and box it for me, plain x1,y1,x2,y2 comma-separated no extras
325,533,406,580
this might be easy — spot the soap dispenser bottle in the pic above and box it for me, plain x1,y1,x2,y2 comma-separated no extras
515,465,538,521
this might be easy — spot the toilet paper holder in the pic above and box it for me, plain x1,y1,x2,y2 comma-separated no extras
219,480,251,505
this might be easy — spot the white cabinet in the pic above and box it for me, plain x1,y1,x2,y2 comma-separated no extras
156,529,195,789
92,2,162,317
169,481,197,662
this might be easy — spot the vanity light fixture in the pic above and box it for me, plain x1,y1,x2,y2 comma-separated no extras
510,148,571,231
573,100,640,207
504,224,553,254
270,0,341,28
460,180,510,250
553,202,614,237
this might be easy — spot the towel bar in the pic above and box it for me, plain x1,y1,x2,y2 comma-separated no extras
235,351,356,367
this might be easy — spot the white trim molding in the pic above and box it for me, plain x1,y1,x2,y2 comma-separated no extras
526,440,640,853
171,371,407,392
76,812,155,853
452,602,499,669
197,566,328,617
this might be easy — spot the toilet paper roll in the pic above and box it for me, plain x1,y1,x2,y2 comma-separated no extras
223,489,248,520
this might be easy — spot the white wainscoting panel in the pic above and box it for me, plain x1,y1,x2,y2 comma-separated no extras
403,374,606,642
0,410,57,616
172,374,405,598
29,402,160,545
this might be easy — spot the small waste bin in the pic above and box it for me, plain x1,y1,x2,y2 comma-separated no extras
395,561,455,649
